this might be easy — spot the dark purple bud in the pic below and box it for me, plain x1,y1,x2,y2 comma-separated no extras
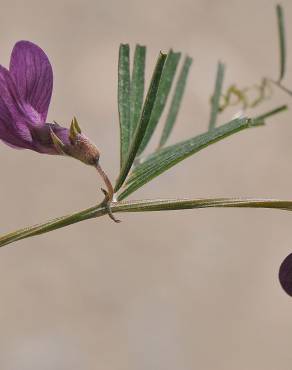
279,253,292,296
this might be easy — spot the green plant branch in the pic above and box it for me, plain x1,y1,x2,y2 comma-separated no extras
1,197,292,248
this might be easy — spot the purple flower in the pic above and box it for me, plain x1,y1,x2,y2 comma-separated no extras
0,40,99,164
0,40,118,221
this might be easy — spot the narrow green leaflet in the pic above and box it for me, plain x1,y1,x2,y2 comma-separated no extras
254,105,287,123
114,52,167,192
118,117,250,199
209,61,225,130
130,45,146,139
117,105,287,200
137,50,181,155
276,4,286,82
159,56,193,148
118,44,131,168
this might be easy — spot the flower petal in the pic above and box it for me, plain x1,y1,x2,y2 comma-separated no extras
0,65,35,148
9,41,53,122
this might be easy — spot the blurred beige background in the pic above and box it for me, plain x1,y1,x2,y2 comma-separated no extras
0,0,292,369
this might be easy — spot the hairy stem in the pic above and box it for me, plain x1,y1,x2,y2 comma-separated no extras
1,197,292,248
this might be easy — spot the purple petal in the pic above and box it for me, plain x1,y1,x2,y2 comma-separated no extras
0,65,36,148
9,41,53,122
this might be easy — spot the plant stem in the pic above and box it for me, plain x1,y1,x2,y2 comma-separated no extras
1,197,292,248
268,78,292,96
96,163,114,201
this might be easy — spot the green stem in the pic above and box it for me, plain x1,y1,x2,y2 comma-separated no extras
1,197,292,248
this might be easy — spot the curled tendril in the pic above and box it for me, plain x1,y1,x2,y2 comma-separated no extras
218,78,273,113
